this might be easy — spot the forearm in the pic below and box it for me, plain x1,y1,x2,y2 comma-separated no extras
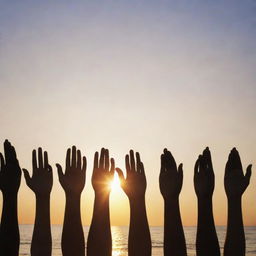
87,193,112,256
31,195,52,256
196,198,220,256
224,198,245,256
129,197,151,256
164,198,186,256
0,193,20,256
62,194,84,256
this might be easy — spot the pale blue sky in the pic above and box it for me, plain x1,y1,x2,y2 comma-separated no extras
0,0,256,225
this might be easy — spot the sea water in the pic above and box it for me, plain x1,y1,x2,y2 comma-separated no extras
19,225,256,256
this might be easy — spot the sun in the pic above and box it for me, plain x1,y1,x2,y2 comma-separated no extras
110,172,121,192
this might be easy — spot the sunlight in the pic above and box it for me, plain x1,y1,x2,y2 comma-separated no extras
110,172,122,192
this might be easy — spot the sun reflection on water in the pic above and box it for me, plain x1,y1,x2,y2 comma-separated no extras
111,226,128,256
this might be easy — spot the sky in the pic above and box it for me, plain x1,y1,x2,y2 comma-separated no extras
0,0,256,226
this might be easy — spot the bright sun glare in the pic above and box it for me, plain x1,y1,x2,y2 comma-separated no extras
110,172,121,192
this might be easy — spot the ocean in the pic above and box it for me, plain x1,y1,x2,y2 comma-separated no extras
19,225,256,256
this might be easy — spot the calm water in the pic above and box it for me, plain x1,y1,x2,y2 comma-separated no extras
19,225,256,256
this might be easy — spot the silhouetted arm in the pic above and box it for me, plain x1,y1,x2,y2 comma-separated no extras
23,148,53,256
56,146,86,256
159,149,186,256
87,148,115,256
194,147,220,256
224,148,252,256
116,150,151,256
0,140,21,256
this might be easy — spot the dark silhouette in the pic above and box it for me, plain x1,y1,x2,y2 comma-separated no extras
87,148,115,256
0,140,21,256
23,148,53,256
224,148,252,256
56,146,86,256
116,150,151,256
194,147,220,256
159,148,187,256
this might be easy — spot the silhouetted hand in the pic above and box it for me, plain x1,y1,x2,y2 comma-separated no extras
159,148,183,201
116,150,146,200
56,146,86,196
23,148,53,197
224,148,252,199
92,148,115,196
194,147,214,199
0,140,21,195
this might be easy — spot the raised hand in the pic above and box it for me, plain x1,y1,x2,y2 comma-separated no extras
23,148,53,256
0,140,21,195
194,147,214,199
225,148,252,199
0,140,21,256
92,148,115,196
159,148,183,201
56,146,86,196
23,148,53,197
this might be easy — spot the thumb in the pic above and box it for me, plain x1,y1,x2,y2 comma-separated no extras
245,164,252,185
115,168,125,183
56,164,64,179
178,163,183,180
22,169,31,187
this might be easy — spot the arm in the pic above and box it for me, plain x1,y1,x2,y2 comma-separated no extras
23,148,53,256
56,146,86,256
0,140,21,256
159,149,186,256
224,148,252,256
116,150,151,256
87,148,114,256
194,147,220,256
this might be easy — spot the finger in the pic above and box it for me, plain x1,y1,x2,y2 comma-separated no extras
245,164,252,185
178,163,183,180
164,148,177,172
0,152,5,169
136,152,141,173
22,169,31,187
38,148,43,169
194,157,200,176
116,168,125,183
99,148,105,169
130,150,135,172
82,156,87,172
125,154,131,177
56,164,64,179
32,149,37,171
4,140,11,162
140,161,145,176
72,146,77,167
110,158,115,175
200,154,207,174
105,149,109,171
10,145,17,162
66,148,71,169
204,147,213,171
233,148,243,171
44,151,49,170
48,164,53,173
160,154,166,173
77,150,81,170
93,152,99,170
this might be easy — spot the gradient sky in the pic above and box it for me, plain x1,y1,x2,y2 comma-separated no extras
0,0,256,226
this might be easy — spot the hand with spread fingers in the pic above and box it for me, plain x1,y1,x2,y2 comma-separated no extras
23,148,53,256
87,148,115,256
194,147,214,199
0,140,21,196
116,150,146,200
159,148,187,256
0,140,21,256
159,148,183,201
56,146,86,196
116,150,151,256
194,148,220,256
92,148,115,196
224,148,252,200
224,148,252,256
57,146,86,256
23,148,53,197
